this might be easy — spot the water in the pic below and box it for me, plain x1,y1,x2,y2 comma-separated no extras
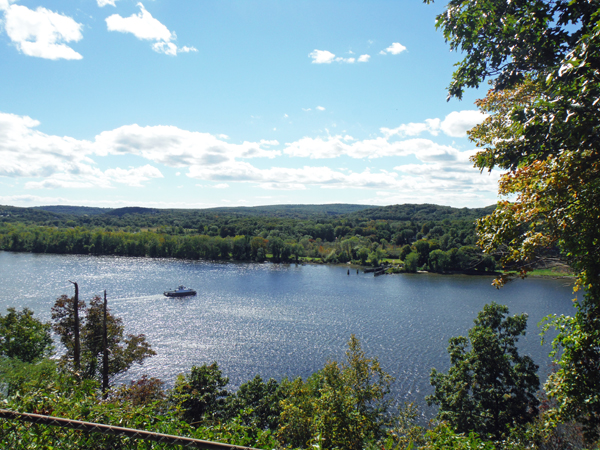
0,251,577,414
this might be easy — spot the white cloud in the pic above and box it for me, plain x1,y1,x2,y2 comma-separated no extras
440,110,488,137
187,162,402,191
309,49,335,64
381,111,487,138
282,134,461,160
381,119,440,138
0,112,92,178
0,110,497,204
309,49,358,64
316,106,325,111
92,124,281,165
381,42,407,55
2,4,83,60
358,54,370,62
97,0,117,6
24,164,163,190
106,3,196,55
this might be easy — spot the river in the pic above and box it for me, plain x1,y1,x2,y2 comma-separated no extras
0,251,577,415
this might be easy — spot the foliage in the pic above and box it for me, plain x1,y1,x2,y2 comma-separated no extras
223,375,288,431
0,202,491,272
0,357,58,398
0,307,53,363
51,294,155,383
403,252,419,273
379,402,426,450
423,423,495,450
109,375,166,407
425,0,600,442
277,335,393,450
428,303,539,442
0,358,277,449
171,362,230,425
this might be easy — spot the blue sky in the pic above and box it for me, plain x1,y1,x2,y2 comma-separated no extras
0,0,500,209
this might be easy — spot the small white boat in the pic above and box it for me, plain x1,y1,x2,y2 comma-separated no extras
164,285,197,297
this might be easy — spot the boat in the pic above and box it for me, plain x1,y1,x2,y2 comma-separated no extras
164,285,197,297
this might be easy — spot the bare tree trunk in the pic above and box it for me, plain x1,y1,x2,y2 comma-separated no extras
69,281,80,371
102,290,109,397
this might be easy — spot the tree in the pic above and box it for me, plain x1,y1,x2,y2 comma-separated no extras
0,307,53,363
427,303,539,442
172,362,229,424
403,252,419,273
224,375,287,431
278,335,393,450
51,294,155,382
428,249,451,273
426,0,600,440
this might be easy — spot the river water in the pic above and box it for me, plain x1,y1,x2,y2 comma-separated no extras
0,251,577,414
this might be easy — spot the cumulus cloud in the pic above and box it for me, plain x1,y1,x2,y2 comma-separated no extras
97,0,117,6
380,42,406,55
187,162,403,191
1,3,83,60
381,119,441,138
282,134,461,160
0,110,497,204
381,110,487,138
106,3,196,55
0,112,92,178
358,54,370,62
92,124,281,165
309,49,335,64
316,106,325,111
440,110,488,137
309,49,357,64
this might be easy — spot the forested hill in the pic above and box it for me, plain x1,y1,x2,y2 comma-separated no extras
1,203,494,226
1,202,502,273
349,204,496,222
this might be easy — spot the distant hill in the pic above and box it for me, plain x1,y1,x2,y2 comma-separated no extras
348,203,496,222
1,202,497,228
205,203,373,218
106,207,160,217
34,205,111,216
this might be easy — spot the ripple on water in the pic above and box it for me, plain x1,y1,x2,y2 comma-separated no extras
0,251,577,413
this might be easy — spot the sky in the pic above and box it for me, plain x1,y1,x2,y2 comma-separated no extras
0,0,501,210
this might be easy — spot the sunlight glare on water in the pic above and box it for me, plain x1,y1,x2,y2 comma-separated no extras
0,251,577,414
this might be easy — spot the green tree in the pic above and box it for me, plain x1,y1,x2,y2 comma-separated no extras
224,375,287,431
172,362,229,424
0,307,53,363
428,249,451,273
51,294,155,383
403,252,419,273
426,0,600,440
427,303,539,442
278,335,393,450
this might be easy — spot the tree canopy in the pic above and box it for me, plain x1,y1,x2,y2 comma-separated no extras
428,303,539,442
426,0,600,441
51,294,155,383
0,307,53,363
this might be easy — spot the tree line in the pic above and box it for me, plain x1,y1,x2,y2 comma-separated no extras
0,204,498,273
